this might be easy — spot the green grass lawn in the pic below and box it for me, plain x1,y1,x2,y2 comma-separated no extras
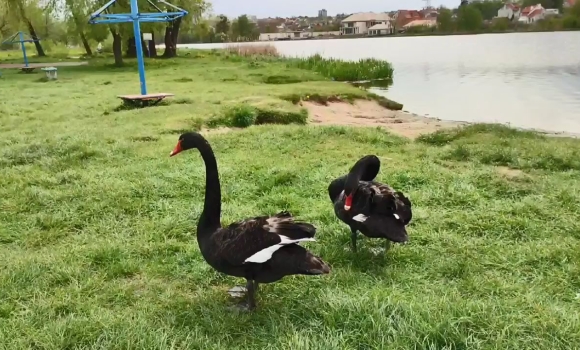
1,50,580,349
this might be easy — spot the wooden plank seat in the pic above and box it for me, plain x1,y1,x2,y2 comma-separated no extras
117,92,174,108
20,67,36,73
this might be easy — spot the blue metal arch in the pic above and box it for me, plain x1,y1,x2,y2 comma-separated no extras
89,0,188,95
1,31,40,67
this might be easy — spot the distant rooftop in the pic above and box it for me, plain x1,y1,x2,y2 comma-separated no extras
368,23,391,30
341,12,391,23
403,19,437,28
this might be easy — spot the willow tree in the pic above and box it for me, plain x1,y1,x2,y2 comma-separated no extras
64,0,110,56
115,0,210,58
125,9,165,58
86,0,128,65
3,0,46,56
90,0,162,62
0,2,11,35
161,0,209,57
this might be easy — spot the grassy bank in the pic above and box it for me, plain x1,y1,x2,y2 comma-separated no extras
1,49,580,349
224,44,395,83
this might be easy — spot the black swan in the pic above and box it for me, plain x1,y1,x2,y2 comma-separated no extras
328,155,412,252
169,132,330,310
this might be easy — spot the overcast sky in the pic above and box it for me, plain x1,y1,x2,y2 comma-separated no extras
209,0,460,18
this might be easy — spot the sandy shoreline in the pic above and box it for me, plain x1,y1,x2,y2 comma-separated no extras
303,100,464,139
302,100,580,139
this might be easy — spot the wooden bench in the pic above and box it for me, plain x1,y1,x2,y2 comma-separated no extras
20,67,36,73
117,92,174,108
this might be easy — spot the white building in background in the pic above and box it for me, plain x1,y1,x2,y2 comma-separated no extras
367,23,392,36
318,9,328,19
340,12,392,35
497,3,521,20
258,31,341,41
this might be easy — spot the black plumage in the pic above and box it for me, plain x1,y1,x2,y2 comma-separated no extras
328,155,412,252
170,132,330,310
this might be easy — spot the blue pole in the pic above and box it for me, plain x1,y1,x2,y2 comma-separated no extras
19,32,29,67
130,0,147,95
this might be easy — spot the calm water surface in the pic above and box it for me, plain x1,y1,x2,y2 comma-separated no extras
181,32,580,133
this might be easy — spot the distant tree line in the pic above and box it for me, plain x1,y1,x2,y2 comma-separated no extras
191,14,261,43
408,0,580,35
0,0,211,65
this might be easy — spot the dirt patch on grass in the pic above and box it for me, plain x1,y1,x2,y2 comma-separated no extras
304,100,467,139
200,127,237,135
497,166,525,179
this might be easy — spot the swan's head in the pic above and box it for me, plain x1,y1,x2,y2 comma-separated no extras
343,155,380,211
170,132,201,157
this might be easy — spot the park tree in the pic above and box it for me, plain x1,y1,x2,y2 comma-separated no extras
568,0,580,17
230,15,259,41
437,7,454,32
0,1,14,36
457,4,483,31
215,14,230,35
161,0,209,57
193,18,211,42
561,1,580,28
85,0,128,65
491,17,510,31
522,0,564,11
63,0,98,56
2,0,46,56
470,0,504,20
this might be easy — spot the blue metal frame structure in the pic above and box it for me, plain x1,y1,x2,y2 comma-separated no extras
1,31,40,68
88,0,188,95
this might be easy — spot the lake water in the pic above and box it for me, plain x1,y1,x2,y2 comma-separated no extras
176,32,580,134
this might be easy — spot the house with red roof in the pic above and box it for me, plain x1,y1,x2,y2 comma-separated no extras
497,3,521,20
393,10,424,29
518,4,545,23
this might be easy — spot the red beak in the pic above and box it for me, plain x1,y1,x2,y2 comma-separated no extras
170,140,182,157
344,194,352,211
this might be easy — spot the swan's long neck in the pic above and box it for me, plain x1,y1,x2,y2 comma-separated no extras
345,156,380,192
345,163,366,193
196,138,221,234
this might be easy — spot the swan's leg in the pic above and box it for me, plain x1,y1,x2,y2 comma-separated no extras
228,280,256,312
350,227,358,252
385,240,392,252
246,279,257,311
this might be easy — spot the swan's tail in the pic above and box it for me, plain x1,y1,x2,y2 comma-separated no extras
267,211,316,240
269,244,331,276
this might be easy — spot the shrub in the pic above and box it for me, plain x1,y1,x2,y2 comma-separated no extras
255,108,308,125
417,124,541,146
208,104,308,128
226,104,257,127
287,54,394,82
224,44,280,57
263,75,304,84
